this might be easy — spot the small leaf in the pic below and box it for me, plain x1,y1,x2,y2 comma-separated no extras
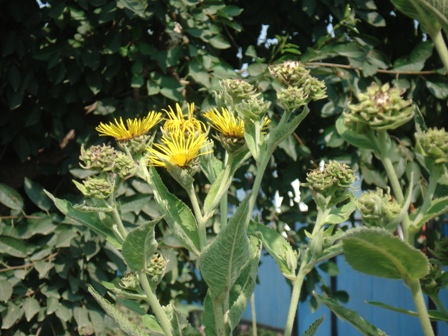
325,199,356,224
22,297,40,322
314,292,388,336
147,167,200,255
0,183,24,210
122,220,159,271
248,221,297,278
303,316,325,336
342,227,429,280
0,235,28,257
367,301,448,322
411,196,448,228
335,116,378,151
209,35,231,49
0,280,13,302
24,178,52,212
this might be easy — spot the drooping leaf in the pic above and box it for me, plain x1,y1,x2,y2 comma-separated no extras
122,220,159,271
248,220,297,279
314,292,388,336
24,178,52,212
0,235,29,258
88,286,147,336
200,195,252,300
22,297,40,322
335,115,378,151
45,191,122,248
367,301,448,322
147,167,200,255
342,227,429,280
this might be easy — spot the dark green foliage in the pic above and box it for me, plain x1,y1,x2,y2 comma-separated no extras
1,0,447,333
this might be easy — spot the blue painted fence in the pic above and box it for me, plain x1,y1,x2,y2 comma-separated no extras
241,254,448,335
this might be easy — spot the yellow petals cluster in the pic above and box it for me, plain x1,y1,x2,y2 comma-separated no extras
204,107,245,139
147,103,212,168
96,111,162,141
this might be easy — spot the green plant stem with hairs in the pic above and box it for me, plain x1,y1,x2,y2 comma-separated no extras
405,277,435,336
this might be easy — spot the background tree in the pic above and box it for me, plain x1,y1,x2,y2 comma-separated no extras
0,0,446,334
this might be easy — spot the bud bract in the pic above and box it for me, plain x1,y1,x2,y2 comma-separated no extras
415,127,448,165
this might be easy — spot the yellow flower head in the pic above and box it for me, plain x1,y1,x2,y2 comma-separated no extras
96,111,162,140
204,107,245,139
163,103,206,134
147,127,212,168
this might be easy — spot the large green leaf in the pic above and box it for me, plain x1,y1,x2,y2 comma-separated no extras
342,227,429,280
122,220,159,271
390,0,442,36
227,236,262,331
314,293,388,336
200,195,252,300
248,220,297,279
45,191,122,248
147,167,200,255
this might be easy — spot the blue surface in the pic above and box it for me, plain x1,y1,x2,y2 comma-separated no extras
241,252,448,335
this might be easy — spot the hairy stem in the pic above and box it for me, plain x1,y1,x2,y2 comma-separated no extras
139,272,173,336
185,183,207,251
284,267,308,336
212,298,227,336
431,28,448,70
406,278,435,336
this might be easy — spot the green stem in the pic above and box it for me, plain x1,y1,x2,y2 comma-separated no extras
376,131,414,242
212,298,227,336
411,165,442,230
250,293,257,336
185,183,207,251
406,278,435,336
429,294,448,315
139,272,173,336
431,28,448,70
284,266,308,336
112,204,128,240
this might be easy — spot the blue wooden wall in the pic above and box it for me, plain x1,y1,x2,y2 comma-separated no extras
241,254,448,335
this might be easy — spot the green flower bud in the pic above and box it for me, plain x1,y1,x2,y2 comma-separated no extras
269,60,310,87
306,161,355,203
415,128,448,165
146,252,167,288
117,134,151,156
114,152,137,179
216,79,258,106
357,188,401,232
420,263,445,296
304,77,327,101
79,144,117,171
120,272,139,290
235,96,271,121
277,86,309,112
344,82,414,131
73,176,113,199
429,237,448,266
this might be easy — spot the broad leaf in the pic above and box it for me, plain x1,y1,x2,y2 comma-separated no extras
342,227,429,280
228,236,262,331
0,235,29,258
122,220,159,271
24,177,52,212
88,286,147,336
23,297,40,322
147,167,200,255
0,280,13,302
45,191,122,248
200,195,252,300
248,220,297,279
390,0,441,36
314,293,388,336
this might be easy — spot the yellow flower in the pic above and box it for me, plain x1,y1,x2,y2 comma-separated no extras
147,128,212,168
163,103,206,134
96,111,162,140
204,107,245,139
